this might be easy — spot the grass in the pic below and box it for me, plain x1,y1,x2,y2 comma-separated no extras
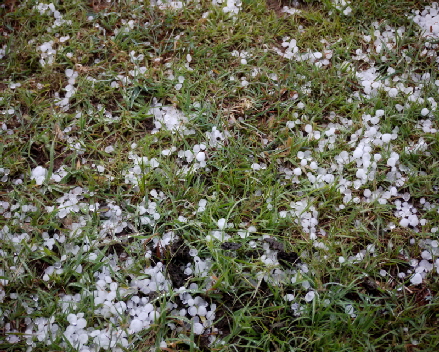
1,0,439,351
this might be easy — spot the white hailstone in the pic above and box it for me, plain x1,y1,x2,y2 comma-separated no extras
410,273,422,285
385,190,396,202
304,124,313,133
67,314,77,325
363,189,372,197
104,145,115,153
149,158,159,168
388,88,398,97
410,259,419,268
97,165,105,173
76,317,87,329
284,294,295,302
369,116,379,124
286,121,296,128
395,104,404,112
387,158,397,167
423,261,434,273
186,265,197,277
78,333,88,344
269,73,278,80
381,134,392,143
240,58,247,64
188,306,198,316
421,248,433,261
400,218,409,227
31,166,47,185
356,169,366,179
421,108,429,116
186,54,192,62
198,306,207,316
293,168,302,176
129,319,143,333
309,161,317,170
304,291,315,302
353,148,363,159
241,79,249,87
143,303,155,316
408,215,419,227
325,127,336,136
380,270,387,277
197,199,207,212
339,256,346,264
343,6,352,15
368,126,377,136
196,152,206,162
217,218,226,230
345,304,355,317
313,52,323,59
251,163,261,171
193,323,204,335
6,335,20,343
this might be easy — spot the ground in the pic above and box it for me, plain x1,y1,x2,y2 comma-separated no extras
1,0,439,351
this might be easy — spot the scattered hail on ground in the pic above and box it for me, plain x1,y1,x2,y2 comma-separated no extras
1,0,439,351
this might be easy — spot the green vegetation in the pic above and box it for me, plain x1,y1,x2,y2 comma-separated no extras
1,0,438,351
